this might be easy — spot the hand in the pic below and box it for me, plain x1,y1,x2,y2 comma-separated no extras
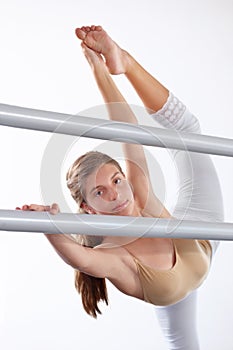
15,203,60,215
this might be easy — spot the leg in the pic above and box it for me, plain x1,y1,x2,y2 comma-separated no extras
151,93,224,258
155,290,200,350
120,45,225,252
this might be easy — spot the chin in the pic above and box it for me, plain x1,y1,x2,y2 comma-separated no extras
114,204,135,216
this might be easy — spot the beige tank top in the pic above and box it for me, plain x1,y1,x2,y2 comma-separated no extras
130,239,212,306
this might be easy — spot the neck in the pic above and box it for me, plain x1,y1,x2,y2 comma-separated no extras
98,203,143,248
128,201,142,217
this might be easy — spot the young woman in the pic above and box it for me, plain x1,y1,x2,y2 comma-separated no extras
17,25,224,350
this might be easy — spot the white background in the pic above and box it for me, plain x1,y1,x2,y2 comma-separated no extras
0,0,233,349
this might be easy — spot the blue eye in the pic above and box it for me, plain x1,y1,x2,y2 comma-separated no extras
95,190,103,197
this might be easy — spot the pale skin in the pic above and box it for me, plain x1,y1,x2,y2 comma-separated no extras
17,26,176,301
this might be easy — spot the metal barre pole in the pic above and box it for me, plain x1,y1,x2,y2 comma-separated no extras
0,210,233,241
1,103,233,156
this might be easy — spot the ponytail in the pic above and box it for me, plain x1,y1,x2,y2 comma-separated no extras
74,270,108,318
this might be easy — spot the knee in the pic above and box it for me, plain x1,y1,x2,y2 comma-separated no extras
177,111,201,133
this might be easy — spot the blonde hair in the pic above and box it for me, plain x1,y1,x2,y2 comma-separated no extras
66,151,124,317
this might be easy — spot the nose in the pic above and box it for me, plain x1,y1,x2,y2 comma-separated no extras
108,188,118,201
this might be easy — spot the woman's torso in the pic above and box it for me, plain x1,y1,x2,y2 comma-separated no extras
95,209,212,306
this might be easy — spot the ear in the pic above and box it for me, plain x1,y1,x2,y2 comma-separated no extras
81,202,96,214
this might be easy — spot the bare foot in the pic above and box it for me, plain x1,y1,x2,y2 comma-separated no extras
75,25,128,74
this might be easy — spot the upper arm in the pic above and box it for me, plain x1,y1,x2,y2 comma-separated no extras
122,143,171,217
77,246,120,278
123,143,152,198
45,233,119,278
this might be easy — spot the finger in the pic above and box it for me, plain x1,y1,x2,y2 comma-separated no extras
22,204,29,210
44,205,51,212
50,203,60,215
15,207,21,210
29,204,46,212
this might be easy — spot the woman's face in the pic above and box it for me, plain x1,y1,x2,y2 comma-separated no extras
83,163,135,215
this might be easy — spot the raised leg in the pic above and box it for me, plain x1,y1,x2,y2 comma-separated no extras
151,93,224,259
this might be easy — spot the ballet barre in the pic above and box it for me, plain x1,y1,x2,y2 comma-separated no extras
1,103,233,156
0,210,232,240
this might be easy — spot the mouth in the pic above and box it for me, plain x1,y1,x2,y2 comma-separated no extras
113,200,129,212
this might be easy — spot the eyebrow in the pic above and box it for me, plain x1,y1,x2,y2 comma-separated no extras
90,171,121,194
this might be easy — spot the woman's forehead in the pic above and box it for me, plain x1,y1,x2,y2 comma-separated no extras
86,163,120,187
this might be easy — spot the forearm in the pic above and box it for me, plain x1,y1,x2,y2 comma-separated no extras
17,204,90,271
93,64,149,164
93,65,138,124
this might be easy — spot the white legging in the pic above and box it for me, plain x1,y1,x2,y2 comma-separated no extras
151,92,224,350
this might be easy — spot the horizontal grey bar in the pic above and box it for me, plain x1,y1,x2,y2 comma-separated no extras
0,210,232,241
0,103,233,156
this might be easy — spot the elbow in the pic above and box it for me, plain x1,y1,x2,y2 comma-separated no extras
55,251,90,272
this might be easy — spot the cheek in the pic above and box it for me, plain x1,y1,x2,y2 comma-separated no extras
121,180,134,198
86,196,109,211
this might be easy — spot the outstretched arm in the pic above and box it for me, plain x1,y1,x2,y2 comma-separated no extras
16,203,118,278
81,42,170,217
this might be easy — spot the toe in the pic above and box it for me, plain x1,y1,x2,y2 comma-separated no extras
75,28,86,40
